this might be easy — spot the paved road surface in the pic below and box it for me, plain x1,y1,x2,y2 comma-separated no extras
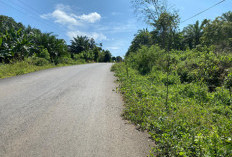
0,63,152,157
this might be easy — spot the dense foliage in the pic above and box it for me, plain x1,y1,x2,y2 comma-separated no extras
112,46,232,156
0,15,118,67
127,11,232,57
113,10,232,157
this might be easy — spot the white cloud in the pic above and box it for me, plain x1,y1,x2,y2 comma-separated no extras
40,9,81,26
67,31,107,41
54,10,80,25
78,12,101,23
40,4,101,26
40,14,50,19
52,10,76,25
40,4,105,41
55,4,72,11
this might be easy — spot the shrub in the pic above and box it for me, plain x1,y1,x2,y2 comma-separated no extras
57,57,75,64
38,48,50,60
127,45,165,75
26,57,49,66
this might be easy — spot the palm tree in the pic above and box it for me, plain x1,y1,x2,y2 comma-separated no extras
69,36,90,55
183,19,208,49
221,11,232,22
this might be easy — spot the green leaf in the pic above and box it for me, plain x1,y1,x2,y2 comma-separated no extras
0,37,2,46
179,152,184,156
17,28,22,35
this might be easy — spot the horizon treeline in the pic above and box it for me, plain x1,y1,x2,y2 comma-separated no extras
127,11,232,56
0,15,122,65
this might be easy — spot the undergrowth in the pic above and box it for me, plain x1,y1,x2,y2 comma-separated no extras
111,46,232,157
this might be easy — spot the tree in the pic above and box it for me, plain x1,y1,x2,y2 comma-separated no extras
201,11,232,51
221,11,232,22
33,33,68,64
69,36,100,61
116,56,123,62
0,15,110,64
93,47,100,62
0,28,32,62
0,15,31,62
131,0,180,109
126,29,152,56
69,36,90,57
183,19,208,49
0,15,25,33
151,11,179,50
111,56,116,62
103,50,112,62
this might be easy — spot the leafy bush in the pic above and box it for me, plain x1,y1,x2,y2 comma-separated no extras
127,45,165,75
57,57,75,64
225,72,232,90
26,57,49,66
37,48,50,60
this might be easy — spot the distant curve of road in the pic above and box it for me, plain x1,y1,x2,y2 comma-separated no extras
0,63,152,157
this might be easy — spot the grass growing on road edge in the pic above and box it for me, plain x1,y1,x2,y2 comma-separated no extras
111,63,232,157
0,59,85,79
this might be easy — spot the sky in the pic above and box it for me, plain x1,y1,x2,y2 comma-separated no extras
0,0,231,57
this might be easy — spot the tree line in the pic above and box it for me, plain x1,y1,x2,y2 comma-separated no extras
127,11,232,56
0,15,122,65
126,2,232,92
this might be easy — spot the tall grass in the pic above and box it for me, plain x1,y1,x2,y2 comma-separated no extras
0,58,85,79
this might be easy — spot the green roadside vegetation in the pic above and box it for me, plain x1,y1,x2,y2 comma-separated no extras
0,59,85,79
112,47,232,156
0,61,55,79
0,15,122,79
112,1,232,156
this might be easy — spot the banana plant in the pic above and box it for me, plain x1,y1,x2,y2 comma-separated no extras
0,28,33,62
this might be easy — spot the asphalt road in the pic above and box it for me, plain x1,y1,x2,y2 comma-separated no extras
0,63,152,157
